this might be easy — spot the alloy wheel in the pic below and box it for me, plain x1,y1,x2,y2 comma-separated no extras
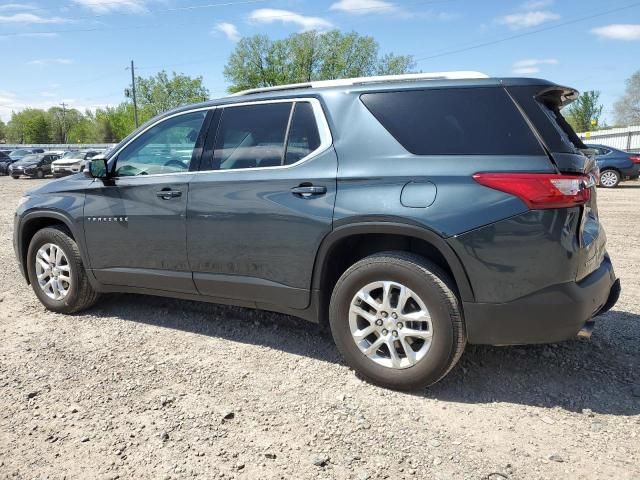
349,281,433,369
35,243,72,300
599,170,618,188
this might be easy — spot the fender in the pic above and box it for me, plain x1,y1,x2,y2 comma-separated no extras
16,209,97,287
311,219,475,303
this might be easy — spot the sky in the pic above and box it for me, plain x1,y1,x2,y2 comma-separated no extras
1,0,639,124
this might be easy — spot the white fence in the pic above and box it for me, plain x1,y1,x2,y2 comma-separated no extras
578,126,640,153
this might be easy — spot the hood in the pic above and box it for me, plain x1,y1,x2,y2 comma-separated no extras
26,173,95,196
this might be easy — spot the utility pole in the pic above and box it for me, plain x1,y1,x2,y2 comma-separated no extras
59,102,67,143
130,60,139,128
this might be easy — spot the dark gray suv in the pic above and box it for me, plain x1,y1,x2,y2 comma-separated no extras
13,73,620,390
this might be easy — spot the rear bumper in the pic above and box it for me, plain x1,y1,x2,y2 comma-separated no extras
464,256,618,345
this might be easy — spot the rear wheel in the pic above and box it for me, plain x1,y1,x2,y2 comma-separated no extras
329,251,466,390
27,226,100,313
599,169,620,188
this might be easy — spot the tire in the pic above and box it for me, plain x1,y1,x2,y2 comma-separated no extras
35,169,45,179
11,176,20,180
599,169,620,188
26,226,100,314
329,251,466,390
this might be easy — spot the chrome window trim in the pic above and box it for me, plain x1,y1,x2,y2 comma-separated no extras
108,98,332,179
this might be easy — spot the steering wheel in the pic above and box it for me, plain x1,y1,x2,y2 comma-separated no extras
164,159,187,169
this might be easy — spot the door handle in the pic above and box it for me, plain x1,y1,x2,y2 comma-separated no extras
291,184,327,198
156,189,182,200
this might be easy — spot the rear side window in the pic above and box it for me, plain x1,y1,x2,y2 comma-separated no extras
284,102,321,165
215,102,292,170
360,87,543,155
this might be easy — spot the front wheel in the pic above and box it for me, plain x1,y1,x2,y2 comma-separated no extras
26,226,100,313
599,169,620,188
329,251,466,390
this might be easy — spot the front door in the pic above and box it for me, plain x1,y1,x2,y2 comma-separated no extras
187,99,336,309
84,109,209,293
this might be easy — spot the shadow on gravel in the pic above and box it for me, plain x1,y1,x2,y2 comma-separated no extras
91,295,640,416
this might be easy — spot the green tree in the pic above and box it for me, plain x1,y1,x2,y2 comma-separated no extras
614,71,640,126
136,71,209,117
6,109,50,143
224,30,415,93
565,90,604,132
48,106,84,143
0,119,6,142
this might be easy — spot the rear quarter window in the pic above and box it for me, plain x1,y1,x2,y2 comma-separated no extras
360,87,543,156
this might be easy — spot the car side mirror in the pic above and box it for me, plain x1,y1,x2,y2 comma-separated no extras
85,158,109,179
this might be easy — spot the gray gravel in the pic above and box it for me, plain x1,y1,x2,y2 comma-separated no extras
1,176,639,479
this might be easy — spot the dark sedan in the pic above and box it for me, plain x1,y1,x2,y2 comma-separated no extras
8,153,61,179
586,143,640,188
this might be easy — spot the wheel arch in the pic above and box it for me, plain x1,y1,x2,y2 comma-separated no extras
311,220,475,325
17,210,87,285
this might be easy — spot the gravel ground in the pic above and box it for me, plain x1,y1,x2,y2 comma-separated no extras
0,176,638,480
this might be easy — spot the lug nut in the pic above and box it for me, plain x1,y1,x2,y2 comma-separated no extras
397,322,403,329
391,312,398,319
375,319,383,326
381,329,388,335
381,312,388,318
392,330,398,337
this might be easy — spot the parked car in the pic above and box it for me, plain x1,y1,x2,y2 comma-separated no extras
51,150,102,177
0,150,12,175
8,148,45,161
13,73,619,390
584,143,640,188
9,152,60,179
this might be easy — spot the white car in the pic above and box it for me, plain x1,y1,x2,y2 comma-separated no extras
51,150,102,177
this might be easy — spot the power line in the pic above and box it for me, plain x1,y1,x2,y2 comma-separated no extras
414,1,640,63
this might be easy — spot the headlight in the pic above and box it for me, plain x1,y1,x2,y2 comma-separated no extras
17,196,30,209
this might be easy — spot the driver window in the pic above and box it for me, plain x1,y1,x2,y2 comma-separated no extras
115,110,207,177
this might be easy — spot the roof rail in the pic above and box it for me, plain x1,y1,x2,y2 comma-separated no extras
231,71,489,96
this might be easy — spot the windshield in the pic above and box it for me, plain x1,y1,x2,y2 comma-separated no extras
9,149,29,159
16,154,38,163
60,152,85,160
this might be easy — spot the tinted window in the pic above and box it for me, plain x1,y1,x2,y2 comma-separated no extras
115,110,206,176
212,102,292,170
284,102,321,165
360,88,543,155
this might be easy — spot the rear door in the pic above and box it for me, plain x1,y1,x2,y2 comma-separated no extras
187,98,336,309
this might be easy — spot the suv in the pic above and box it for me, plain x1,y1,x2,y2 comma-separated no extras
52,150,102,177
13,73,620,390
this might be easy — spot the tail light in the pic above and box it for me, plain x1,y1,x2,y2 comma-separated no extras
473,173,591,209
629,155,640,165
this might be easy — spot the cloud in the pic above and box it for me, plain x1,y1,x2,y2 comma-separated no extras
16,32,59,38
512,58,558,74
0,12,68,23
0,3,37,11
72,0,146,13
520,0,553,10
214,22,240,42
248,8,332,31
26,58,73,66
591,24,640,41
329,0,396,15
497,10,560,29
